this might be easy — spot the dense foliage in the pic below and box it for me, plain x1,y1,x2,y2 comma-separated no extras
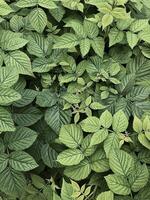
0,0,150,199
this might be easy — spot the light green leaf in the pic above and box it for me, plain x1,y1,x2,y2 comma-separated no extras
91,149,109,173
104,132,120,157
109,28,124,47
105,174,131,195
53,33,79,49
112,7,130,19
29,8,47,33
62,93,81,104
130,19,149,33
0,88,21,105
91,37,105,58
84,20,99,38
0,107,15,132
16,0,38,8
38,0,57,9
4,51,33,76
96,191,114,200
90,128,108,146
80,38,91,57
59,124,83,148
61,179,73,200
138,27,150,43
112,110,128,133
138,133,150,150
9,151,38,172
129,163,149,192
102,14,113,29
10,15,24,32
81,135,96,157
80,116,101,133
57,149,84,166
0,0,14,16
133,115,142,133
126,31,138,49
100,110,112,128
109,149,134,176
64,159,91,181
4,126,37,151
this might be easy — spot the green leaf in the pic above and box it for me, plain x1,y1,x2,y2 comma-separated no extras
4,51,33,76
13,89,37,108
41,144,59,168
91,37,105,58
0,107,15,132
90,128,108,146
59,124,83,148
109,28,124,47
36,90,57,107
0,30,28,51
31,174,45,189
126,32,138,49
13,107,43,126
57,149,84,166
100,110,112,128
9,151,38,172
80,116,101,133
129,163,149,192
80,38,91,57
0,0,14,16
53,33,79,49
0,88,21,105
0,167,26,197
32,57,56,73
0,66,19,88
90,149,109,173
45,105,71,133
96,191,114,200
109,149,135,176
4,126,37,151
102,14,113,29
29,8,47,33
27,32,49,57
0,153,8,173
112,110,128,133
64,159,91,181
105,174,131,195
